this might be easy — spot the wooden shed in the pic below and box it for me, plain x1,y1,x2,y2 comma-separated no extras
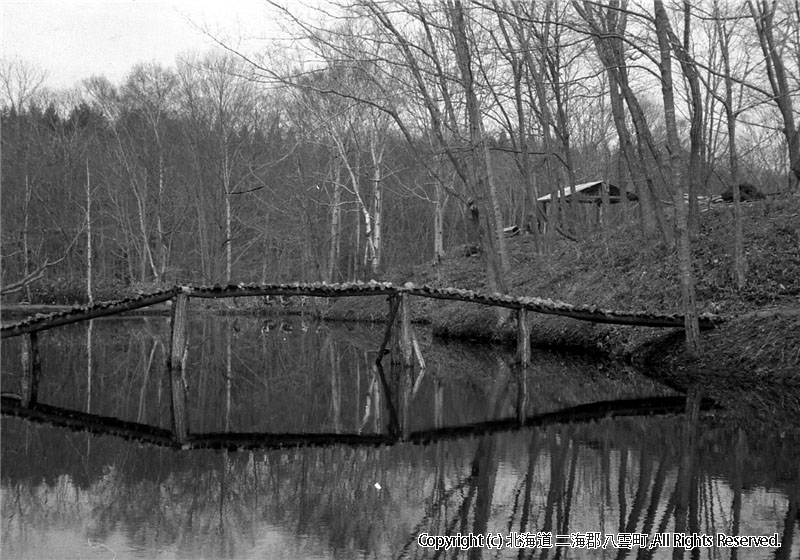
532,181,638,234
537,181,638,205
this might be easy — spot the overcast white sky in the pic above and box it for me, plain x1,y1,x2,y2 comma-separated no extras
1,0,282,89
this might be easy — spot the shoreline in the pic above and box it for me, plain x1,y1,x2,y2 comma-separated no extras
3,295,799,434
3,198,798,433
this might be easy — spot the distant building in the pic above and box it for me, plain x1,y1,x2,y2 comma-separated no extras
536,181,638,205
532,181,638,234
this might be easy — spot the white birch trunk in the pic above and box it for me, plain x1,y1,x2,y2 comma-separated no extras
23,174,32,302
328,167,342,283
369,138,384,275
86,159,93,304
224,150,232,284
156,152,167,280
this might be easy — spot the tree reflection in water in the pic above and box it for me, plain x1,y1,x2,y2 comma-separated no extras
1,316,798,559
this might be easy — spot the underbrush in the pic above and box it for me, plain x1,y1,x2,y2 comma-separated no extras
417,197,800,343
639,313,800,434
18,278,135,305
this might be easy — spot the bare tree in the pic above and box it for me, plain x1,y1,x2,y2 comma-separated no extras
0,58,47,113
85,68,174,284
252,1,512,292
1,60,55,299
177,53,260,283
747,0,800,190
449,0,510,293
654,0,701,354
573,0,675,248
124,63,179,282
666,1,706,233
714,1,748,287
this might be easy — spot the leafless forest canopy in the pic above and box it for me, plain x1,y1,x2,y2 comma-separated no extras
2,1,798,309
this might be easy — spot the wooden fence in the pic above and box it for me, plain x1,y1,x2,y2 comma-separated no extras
1,281,723,444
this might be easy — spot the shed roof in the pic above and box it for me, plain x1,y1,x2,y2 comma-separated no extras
537,181,638,204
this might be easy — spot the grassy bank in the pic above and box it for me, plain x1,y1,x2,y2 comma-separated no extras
635,312,800,433
335,197,799,341
5,198,798,430
329,196,800,427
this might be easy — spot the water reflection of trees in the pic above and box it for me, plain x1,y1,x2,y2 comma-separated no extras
3,415,798,559
2,317,799,558
2,315,675,435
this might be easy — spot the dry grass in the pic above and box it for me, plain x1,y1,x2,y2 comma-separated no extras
325,198,800,433
640,314,800,434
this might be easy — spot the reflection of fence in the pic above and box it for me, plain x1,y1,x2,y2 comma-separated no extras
1,281,723,444
1,393,717,451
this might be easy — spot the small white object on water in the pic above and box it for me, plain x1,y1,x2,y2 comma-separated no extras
374,482,382,490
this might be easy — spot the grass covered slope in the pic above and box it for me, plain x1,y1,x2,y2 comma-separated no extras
637,312,800,432
328,197,800,426
409,197,800,351
397,196,799,430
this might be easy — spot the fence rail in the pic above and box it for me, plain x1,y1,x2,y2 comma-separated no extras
1,281,722,340
1,281,723,446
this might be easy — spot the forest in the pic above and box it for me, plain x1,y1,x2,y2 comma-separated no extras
2,1,799,352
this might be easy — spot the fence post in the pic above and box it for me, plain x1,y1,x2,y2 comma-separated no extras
517,308,530,366
400,293,414,370
516,308,530,425
376,295,400,365
168,292,189,444
20,332,40,407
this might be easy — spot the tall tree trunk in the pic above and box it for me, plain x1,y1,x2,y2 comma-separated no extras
362,211,374,273
369,136,384,275
328,166,342,283
353,204,360,281
575,0,674,248
512,61,542,252
546,13,581,234
433,172,449,263
224,151,233,284
451,0,509,295
493,5,542,252
616,151,629,225
481,126,510,274
748,0,800,189
372,175,382,275
609,68,654,235
133,184,159,283
655,0,701,355
22,174,32,302
717,7,747,289
86,159,93,304
521,23,563,239
156,151,168,279
676,2,705,234
195,202,210,284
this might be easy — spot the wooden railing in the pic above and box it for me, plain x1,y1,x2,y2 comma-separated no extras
1,281,723,444
1,281,722,340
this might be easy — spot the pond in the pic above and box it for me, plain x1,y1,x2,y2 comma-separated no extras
1,315,798,559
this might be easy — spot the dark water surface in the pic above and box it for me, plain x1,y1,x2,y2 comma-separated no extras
1,315,798,559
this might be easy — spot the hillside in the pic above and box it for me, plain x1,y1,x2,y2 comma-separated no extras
337,197,798,340
4,198,798,432
425,197,799,344
330,196,800,432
